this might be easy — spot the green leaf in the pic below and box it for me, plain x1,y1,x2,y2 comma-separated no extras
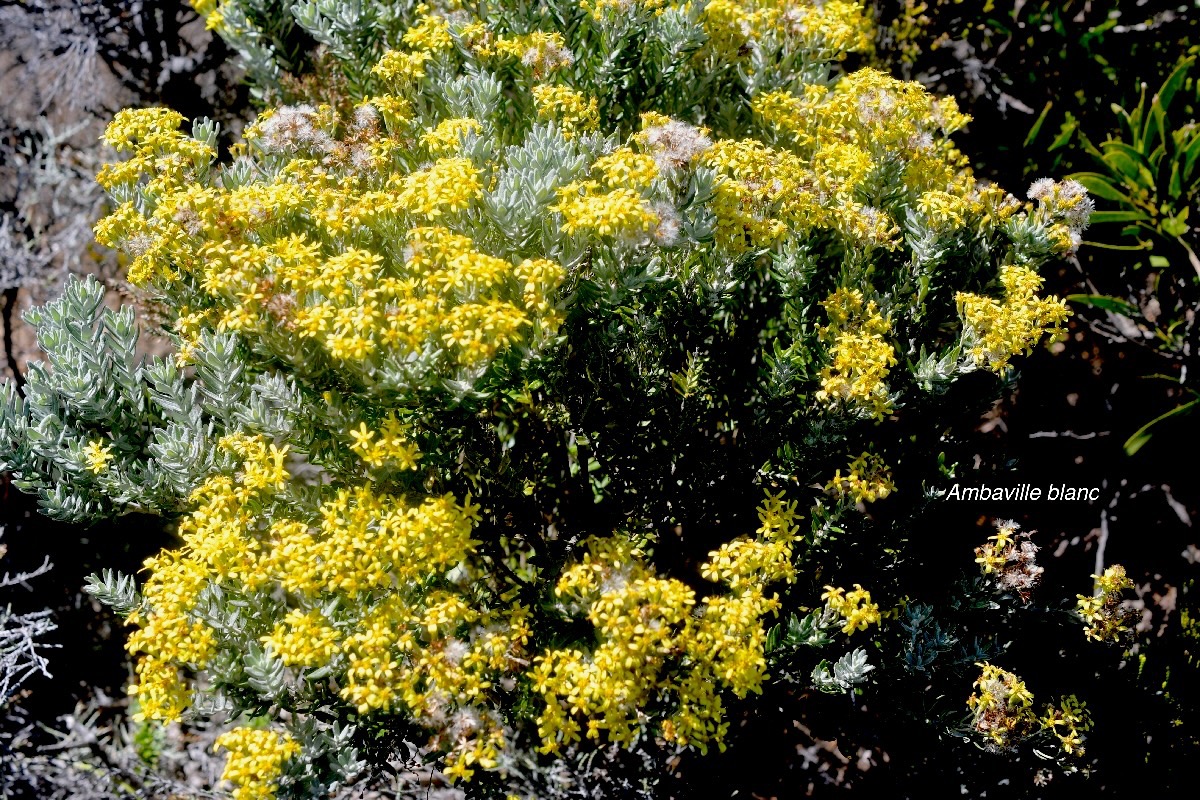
1124,397,1199,455
1072,172,1134,204
1183,132,1200,183
84,569,140,616
1089,210,1149,225
1024,101,1054,148
1066,294,1138,316
1161,208,1190,238
1155,57,1195,112
1049,114,1079,152
1100,141,1154,187
1143,98,1167,154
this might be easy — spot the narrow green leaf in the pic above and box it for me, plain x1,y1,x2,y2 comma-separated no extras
1183,132,1200,183
1072,172,1134,204
1089,210,1149,224
1155,57,1195,112
1066,294,1138,316
1024,101,1054,148
1100,150,1151,188
1124,398,1199,455
1050,114,1079,152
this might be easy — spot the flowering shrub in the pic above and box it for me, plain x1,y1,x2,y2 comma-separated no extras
0,0,1119,795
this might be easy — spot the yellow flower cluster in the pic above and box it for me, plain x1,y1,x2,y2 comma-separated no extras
493,31,575,78
739,68,984,255
1040,695,1092,756
347,413,421,469
700,490,800,589
592,146,660,189
95,106,563,376
701,138,815,251
969,666,1092,756
531,84,599,137
582,0,668,22
820,584,881,635
729,65,994,255
968,663,1035,749
1077,564,1134,642
214,727,301,800
121,427,533,780
83,440,114,474
339,591,530,781
262,609,341,668
397,158,484,219
552,182,659,240
373,49,434,88
702,0,873,63
402,9,454,53
815,288,896,419
973,519,1043,600
975,524,1017,572
957,265,1071,372
825,452,894,504
94,108,215,284
534,492,799,755
422,117,483,156
1028,177,1093,254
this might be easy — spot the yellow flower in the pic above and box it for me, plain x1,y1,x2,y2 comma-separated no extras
957,266,1070,372
421,118,483,155
531,85,599,136
1076,564,1133,642
536,492,799,756
825,452,894,503
822,583,881,635
967,663,1036,748
214,727,301,800
396,157,483,218
495,32,574,78
83,440,114,474
373,49,434,88
402,10,454,53
551,181,659,239
592,147,659,189
815,289,896,419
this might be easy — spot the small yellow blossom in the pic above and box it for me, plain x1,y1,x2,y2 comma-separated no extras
825,452,894,503
1040,695,1092,757
531,84,599,136
552,181,659,239
262,609,341,668
83,440,114,474
396,157,483,218
402,10,454,53
373,49,434,88
592,147,659,189
821,583,881,635
815,288,896,419
421,118,483,155
214,727,301,800
495,32,574,78
968,663,1035,748
1077,564,1134,642
974,520,1043,600
957,266,1070,372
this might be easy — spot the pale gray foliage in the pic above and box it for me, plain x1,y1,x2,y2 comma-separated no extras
811,648,875,693
0,1,246,387
1,695,227,800
0,527,55,706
